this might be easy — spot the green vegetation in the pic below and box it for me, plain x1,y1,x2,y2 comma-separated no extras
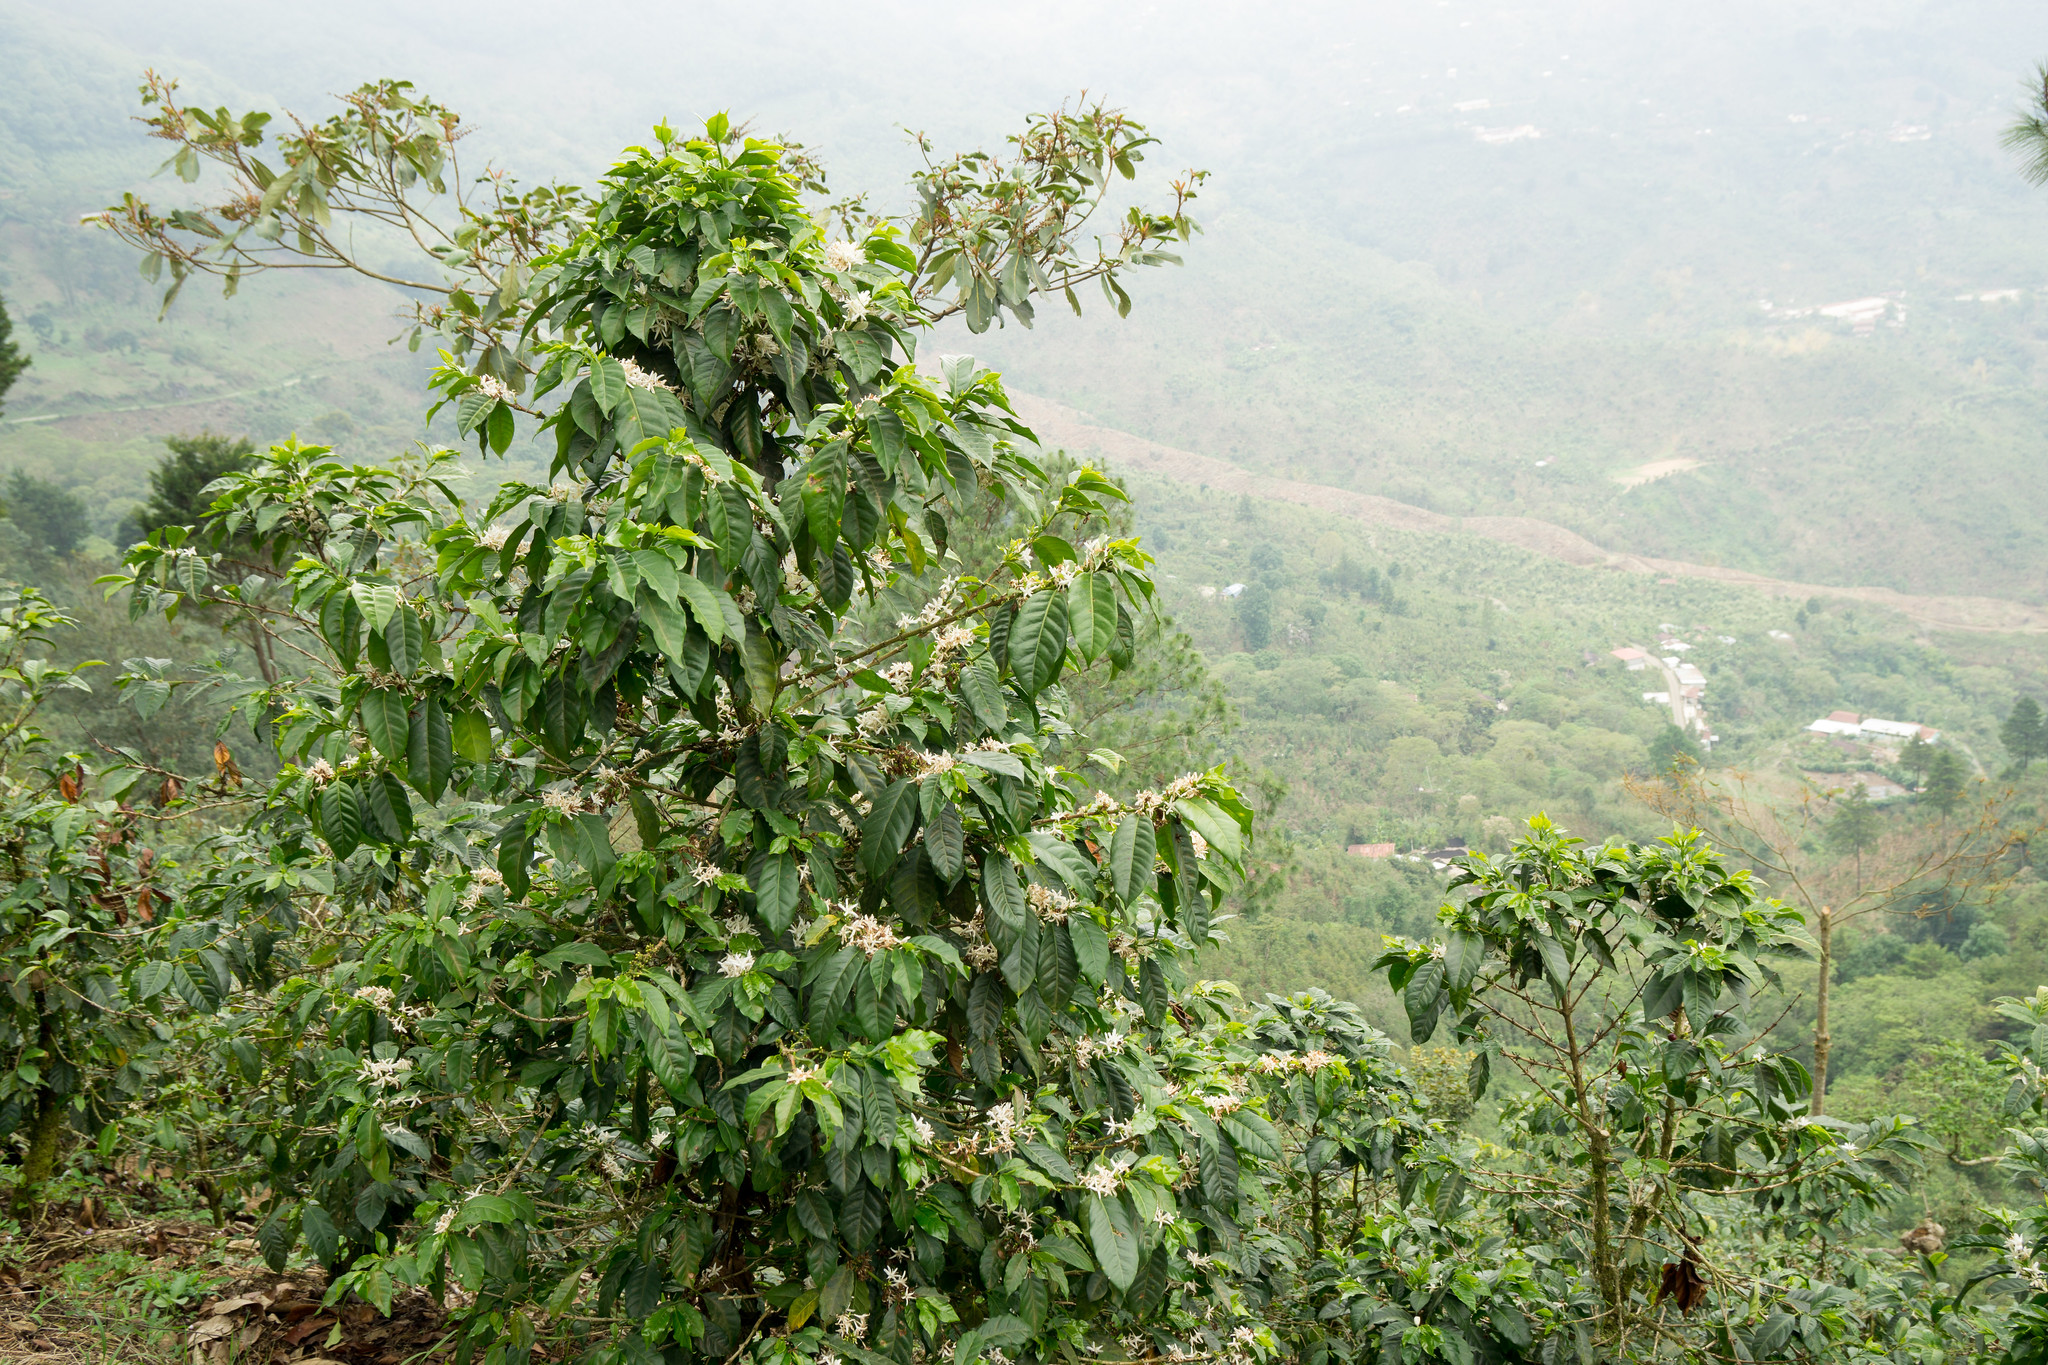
8,19,2048,1365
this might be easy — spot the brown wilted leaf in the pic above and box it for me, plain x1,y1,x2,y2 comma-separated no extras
1658,1249,1708,1314
154,775,182,807
56,770,79,803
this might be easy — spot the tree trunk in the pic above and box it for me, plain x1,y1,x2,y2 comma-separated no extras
1562,1003,1621,1324
13,1019,65,1219
1810,906,1832,1116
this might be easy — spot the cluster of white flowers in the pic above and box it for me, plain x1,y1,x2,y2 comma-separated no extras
720,951,756,978
1025,882,1077,923
840,292,871,326
433,1204,460,1235
478,524,511,551
1189,832,1210,860
541,788,591,815
305,758,336,786
1131,772,1206,817
1232,1326,1260,1346
1151,1207,1176,1227
914,751,956,779
911,1116,936,1146
824,240,865,272
460,866,505,908
1048,560,1081,588
1202,1093,1244,1116
784,1064,821,1088
755,1266,786,1287
834,1312,868,1340
879,660,915,693
1254,1053,1291,1075
840,913,904,958
691,862,722,886
1299,1049,1336,1073
1079,1163,1123,1197
724,913,754,938
928,622,975,661
549,479,582,502
1074,1031,1127,1064
581,1124,635,1180
354,986,396,1012
973,737,1013,754
475,374,515,403
617,357,676,394
982,1100,1023,1154
358,1056,414,1092
856,706,892,738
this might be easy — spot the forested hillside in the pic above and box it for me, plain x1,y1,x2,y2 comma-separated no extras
8,3,2048,1363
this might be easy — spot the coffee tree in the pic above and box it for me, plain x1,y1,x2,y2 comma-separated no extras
103,118,1306,1365
1376,819,1925,1360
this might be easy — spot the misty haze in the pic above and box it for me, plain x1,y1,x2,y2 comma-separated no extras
4,3,2048,1362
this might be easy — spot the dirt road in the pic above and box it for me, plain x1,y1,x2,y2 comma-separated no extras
1013,395,2048,636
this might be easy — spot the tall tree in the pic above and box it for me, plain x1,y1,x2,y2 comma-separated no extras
1923,746,1971,815
2004,696,2048,775
3,472,87,556
0,291,27,417
124,431,255,543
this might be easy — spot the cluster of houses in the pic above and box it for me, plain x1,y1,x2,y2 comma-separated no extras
1347,840,1472,870
1611,634,1716,746
1805,712,1939,743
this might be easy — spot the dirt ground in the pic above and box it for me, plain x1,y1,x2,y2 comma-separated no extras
0,1205,454,1365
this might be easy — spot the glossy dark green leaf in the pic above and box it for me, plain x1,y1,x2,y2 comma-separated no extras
406,696,454,801
860,781,919,879
1008,591,1069,696
361,688,410,760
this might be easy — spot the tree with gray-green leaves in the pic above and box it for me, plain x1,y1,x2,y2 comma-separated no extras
0,291,27,417
2004,696,2047,776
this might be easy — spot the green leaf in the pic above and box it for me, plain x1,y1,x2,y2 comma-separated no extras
1108,817,1157,903
1172,798,1242,866
1008,591,1069,696
451,709,494,763
960,660,1007,732
674,575,727,645
981,856,1028,931
1219,1110,1283,1162
1069,913,1109,984
350,581,401,633
407,696,454,802
363,773,415,842
1403,956,1445,1044
361,688,410,760
803,444,848,549
1087,1194,1139,1290
1067,572,1116,663
923,799,965,883
380,611,424,678
318,782,362,859
861,781,920,879
751,852,802,934
589,356,629,414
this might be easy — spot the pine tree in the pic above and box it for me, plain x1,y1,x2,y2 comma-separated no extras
2002,696,2047,774
0,292,28,418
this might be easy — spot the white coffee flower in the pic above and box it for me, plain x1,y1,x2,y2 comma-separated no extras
306,758,336,786
358,1056,414,1091
475,374,515,403
720,951,756,978
825,240,866,272
617,357,676,393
